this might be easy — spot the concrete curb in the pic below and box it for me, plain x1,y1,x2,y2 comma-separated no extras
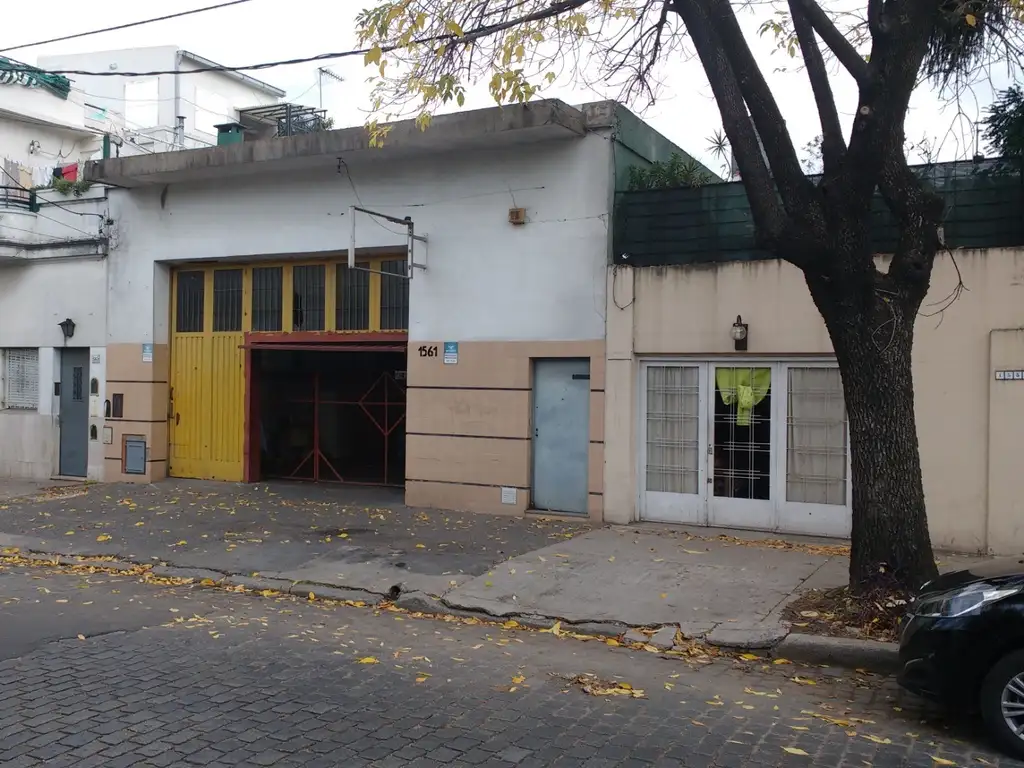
284,583,385,604
772,633,899,675
2,544,900,676
150,565,227,583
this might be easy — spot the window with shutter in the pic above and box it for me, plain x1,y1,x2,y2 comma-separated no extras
2,349,39,410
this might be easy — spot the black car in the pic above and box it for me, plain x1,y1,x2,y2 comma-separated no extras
899,557,1024,758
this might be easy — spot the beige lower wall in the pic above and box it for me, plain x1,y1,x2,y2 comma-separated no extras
103,342,169,483
607,250,1024,554
405,340,605,520
987,329,1024,548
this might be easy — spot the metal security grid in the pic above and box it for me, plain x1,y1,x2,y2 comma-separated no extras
645,365,700,495
713,368,772,501
175,271,205,333
379,259,409,331
292,265,326,332
2,348,39,410
72,366,83,401
279,370,407,486
785,367,848,505
252,266,283,332
213,269,243,332
336,265,370,331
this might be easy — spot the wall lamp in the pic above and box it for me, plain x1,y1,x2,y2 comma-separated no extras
58,317,76,343
730,315,748,352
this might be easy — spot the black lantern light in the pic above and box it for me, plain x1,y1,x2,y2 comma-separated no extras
730,315,748,352
58,317,76,343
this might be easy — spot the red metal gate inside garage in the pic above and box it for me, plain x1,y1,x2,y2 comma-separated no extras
247,339,407,486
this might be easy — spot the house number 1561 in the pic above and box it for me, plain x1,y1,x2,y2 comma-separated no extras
418,345,438,358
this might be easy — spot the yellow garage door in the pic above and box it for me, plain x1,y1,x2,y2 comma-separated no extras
169,268,246,481
169,257,408,481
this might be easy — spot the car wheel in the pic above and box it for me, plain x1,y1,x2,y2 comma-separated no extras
980,649,1024,759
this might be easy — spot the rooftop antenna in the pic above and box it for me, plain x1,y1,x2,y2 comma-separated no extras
317,67,345,110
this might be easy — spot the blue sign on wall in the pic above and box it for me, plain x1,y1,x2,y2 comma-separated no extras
443,342,458,365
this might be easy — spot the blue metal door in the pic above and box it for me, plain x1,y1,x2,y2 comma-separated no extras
59,348,89,477
532,358,590,515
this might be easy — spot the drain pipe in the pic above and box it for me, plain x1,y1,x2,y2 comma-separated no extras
173,50,184,149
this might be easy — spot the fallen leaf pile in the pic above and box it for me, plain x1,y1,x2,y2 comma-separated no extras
557,673,646,699
783,585,909,642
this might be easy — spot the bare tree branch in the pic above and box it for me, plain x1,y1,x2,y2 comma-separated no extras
796,0,871,84
668,0,787,242
788,0,845,171
691,0,812,207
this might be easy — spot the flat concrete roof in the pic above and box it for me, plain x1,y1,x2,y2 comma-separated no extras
85,100,588,187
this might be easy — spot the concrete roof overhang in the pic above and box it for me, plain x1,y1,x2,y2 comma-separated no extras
84,100,588,188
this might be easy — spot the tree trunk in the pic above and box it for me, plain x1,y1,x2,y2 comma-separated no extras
804,267,939,594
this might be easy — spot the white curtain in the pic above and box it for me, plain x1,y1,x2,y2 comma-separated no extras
646,366,700,494
786,367,847,505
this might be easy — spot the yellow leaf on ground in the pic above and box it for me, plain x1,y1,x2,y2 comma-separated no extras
512,675,525,684
790,726,809,731
605,638,620,647
773,658,792,665
659,593,668,599
308,592,315,601
174,540,187,546
77,634,85,640
783,747,809,756
415,676,427,683
358,657,380,664
739,653,761,661
415,544,425,549
931,758,957,766
96,534,112,542
965,12,977,26
863,735,892,745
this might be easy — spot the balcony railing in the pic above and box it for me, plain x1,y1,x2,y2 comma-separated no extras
0,186,37,211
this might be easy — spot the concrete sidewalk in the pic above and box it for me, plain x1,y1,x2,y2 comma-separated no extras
0,478,984,670
443,526,848,638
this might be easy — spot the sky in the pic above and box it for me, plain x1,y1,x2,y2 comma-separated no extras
4,0,1013,171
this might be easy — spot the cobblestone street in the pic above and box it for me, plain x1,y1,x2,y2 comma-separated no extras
0,561,1016,767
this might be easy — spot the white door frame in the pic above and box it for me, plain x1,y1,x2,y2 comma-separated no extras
705,361,777,532
638,356,852,538
638,360,708,525
775,360,854,538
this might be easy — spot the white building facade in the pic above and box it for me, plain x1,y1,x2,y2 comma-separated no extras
0,55,110,481
38,47,285,155
44,100,685,523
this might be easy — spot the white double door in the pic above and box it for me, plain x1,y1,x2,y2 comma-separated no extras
640,359,851,538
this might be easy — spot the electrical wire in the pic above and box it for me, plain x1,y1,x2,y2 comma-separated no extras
11,47,371,78
33,210,99,238
0,0,256,54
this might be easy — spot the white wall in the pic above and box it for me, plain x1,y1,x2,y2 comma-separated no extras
0,187,106,250
0,79,99,169
107,134,612,344
0,258,107,349
176,58,281,147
